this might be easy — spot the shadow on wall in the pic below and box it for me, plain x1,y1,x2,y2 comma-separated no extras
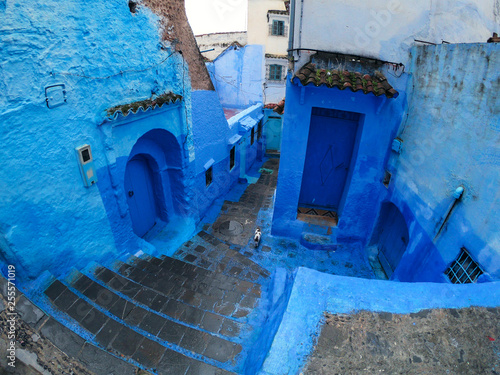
370,201,409,278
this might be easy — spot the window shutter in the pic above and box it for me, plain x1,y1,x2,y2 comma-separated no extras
269,23,273,35
284,24,289,36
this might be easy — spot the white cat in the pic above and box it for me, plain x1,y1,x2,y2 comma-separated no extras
254,228,262,248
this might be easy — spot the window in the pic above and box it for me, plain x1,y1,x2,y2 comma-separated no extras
269,64,282,81
205,166,213,187
271,20,285,36
257,121,263,140
251,127,255,145
445,248,483,284
230,146,235,170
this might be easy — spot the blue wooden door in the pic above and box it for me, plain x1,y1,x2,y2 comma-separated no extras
124,157,156,237
266,116,282,152
299,108,359,210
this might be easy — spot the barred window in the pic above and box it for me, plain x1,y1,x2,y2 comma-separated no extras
445,248,483,284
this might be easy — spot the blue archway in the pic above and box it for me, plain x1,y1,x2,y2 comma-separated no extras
125,129,183,237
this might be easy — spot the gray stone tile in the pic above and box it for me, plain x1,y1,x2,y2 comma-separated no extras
95,267,116,284
120,281,141,298
53,288,79,311
44,280,66,301
200,312,224,333
239,295,257,309
40,318,85,358
16,296,45,327
124,306,147,326
203,336,240,363
78,342,138,375
72,274,93,292
109,297,134,320
214,301,236,317
161,299,184,320
157,349,190,375
179,329,210,354
188,361,234,375
134,287,157,306
138,311,166,336
220,319,241,338
66,298,93,322
180,305,205,326
110,326,144,357
150,294,169,312
157,320,186,345
94,318,123,349
80,308,108,335
131,337,166,368
81,281,102,301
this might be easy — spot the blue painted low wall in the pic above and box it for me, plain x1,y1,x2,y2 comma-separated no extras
260,267,500,374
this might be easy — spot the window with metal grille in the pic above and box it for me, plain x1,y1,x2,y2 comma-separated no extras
445,248,483,284
269,64,282,81
271,20,285,35
205,166,213,187
229,146,235,170
257,121,263,140
251,127,255,145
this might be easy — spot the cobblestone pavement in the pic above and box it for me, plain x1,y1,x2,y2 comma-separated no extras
304,307,500,375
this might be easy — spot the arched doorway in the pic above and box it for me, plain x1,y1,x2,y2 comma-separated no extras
124,129,183,238
371,202,409,278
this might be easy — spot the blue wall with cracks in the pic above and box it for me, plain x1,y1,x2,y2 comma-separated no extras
383,43,500,282
0,0,192,283
260,267,500,374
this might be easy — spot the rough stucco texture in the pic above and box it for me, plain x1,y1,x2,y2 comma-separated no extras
0,0,188,282
388,43,500,281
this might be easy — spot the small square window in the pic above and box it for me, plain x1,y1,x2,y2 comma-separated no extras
81,148,91,163
205,166,213,187
230,146,235,170
445,248,483,284
271,20,285,36
257,121,263,140
269,65,282,81
251,127,255,145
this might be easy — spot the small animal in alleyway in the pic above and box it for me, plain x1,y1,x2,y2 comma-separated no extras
254,228,262,248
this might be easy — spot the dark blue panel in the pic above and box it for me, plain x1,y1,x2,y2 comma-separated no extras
124,157,156,237
375,203,409,276
299,108,359,210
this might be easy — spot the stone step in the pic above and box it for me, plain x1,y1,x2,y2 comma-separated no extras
86,266,249,340
43,278,236,374
114,256,259,320
174,231,271,283
126,254,262,300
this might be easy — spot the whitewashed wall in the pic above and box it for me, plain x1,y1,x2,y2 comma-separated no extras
290,0,500,69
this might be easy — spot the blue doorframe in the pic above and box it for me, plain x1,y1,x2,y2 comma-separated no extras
124,156,157,237
299,107,360,211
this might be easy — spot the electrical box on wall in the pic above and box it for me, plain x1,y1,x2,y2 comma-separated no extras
76,145,97,187
392,138,403,154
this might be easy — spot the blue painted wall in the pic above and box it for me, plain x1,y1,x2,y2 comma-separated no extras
383,43,500,282
272,73,406,244
207,44,264,108
0,0,194,283
191,92,264,219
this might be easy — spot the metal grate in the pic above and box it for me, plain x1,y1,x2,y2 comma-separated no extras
445,248,483,284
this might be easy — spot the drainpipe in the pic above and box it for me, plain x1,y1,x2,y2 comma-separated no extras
288,0,296,59
434,186,464,241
